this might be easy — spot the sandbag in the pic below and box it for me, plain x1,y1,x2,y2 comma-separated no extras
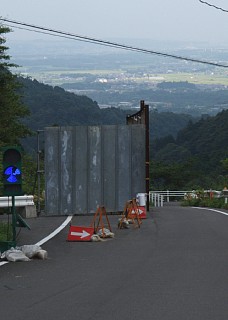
2,245,48,262
97,228,115,238
5,248,30,262
35,249,48,260
20,245,42,259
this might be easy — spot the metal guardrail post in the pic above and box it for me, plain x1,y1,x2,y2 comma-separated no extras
149,193,164,207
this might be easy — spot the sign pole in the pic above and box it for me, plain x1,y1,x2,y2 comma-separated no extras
11,196,16,244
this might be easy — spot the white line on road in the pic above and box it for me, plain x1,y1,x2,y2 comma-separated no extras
0,261,9,267
193,207,228,216
35,215,73,246
0,215,73,267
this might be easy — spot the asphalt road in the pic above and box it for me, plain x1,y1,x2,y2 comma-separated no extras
0,205,228,320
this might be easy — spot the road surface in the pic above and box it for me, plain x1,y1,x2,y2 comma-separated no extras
0,205,227,320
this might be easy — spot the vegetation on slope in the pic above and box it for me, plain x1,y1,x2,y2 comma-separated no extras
18,77,195,144
0,24,31,148
150,110,228,190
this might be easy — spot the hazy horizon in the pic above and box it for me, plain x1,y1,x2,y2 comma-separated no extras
1,0,228,47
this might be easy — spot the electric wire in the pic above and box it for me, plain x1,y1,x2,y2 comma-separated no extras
1,17,228,68
199,0,228,13
4,23,118,48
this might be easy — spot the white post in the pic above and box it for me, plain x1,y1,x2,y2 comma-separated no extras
154,194,157,207
149,192,152,203
151,193,154,205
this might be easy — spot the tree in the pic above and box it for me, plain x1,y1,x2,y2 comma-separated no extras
0,23,31,147
221,159,228,172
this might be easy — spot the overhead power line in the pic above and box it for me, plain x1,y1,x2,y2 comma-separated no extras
1,17,228,68
4,23,104,46
199,0,228,13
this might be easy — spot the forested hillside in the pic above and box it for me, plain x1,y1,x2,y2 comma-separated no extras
19,77,194,140
19,77,124,129
151,110,228,190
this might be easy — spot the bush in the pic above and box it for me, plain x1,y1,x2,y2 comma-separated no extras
182,198,201,207
182,197,227,209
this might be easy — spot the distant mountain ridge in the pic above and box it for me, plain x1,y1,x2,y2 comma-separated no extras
19,77,194,140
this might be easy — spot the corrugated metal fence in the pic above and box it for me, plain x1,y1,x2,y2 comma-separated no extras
45,125,146,215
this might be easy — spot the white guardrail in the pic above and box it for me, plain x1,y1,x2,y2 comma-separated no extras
149,190,192,207
149,193,164,207
0,195,34,208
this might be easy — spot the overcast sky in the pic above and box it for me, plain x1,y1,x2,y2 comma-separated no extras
1,0,228,46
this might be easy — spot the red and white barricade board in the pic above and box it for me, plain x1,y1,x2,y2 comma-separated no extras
138,206,147,219
67,225,94,241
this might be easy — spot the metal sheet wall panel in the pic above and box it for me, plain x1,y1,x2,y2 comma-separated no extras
45,127,60,216
102,125,117,212
74,126,88,214
117,125,131,210
131,125,146,197
59,128,73,215
45,125,146,215
88,126,102,213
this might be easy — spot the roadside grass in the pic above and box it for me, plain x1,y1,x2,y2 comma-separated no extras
0,221,13,242
182,197,228,209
